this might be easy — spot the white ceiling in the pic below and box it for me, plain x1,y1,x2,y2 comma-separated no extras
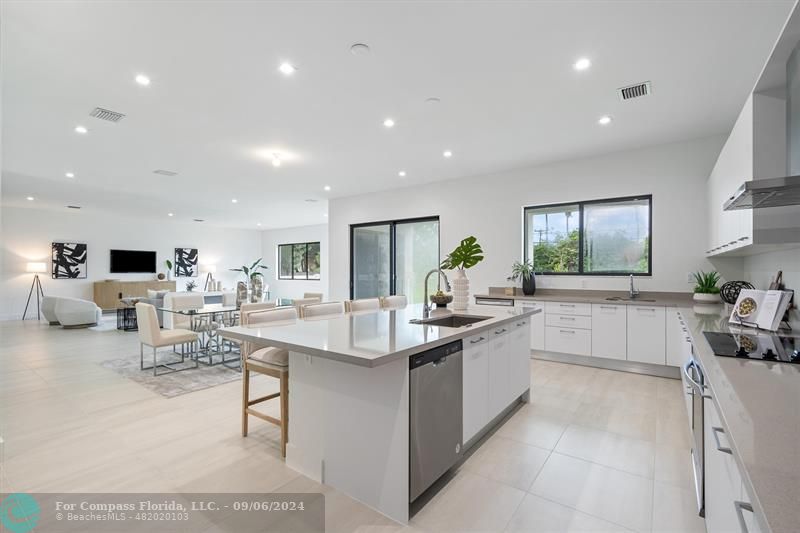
1,0,794,229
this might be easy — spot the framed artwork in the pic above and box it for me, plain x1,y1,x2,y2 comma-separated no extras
51,242,87,279
174,248,198,277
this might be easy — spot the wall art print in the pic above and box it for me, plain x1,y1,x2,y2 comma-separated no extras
174,248,198,277
51,242,87,279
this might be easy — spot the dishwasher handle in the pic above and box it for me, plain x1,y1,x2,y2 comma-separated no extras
410,340,463,370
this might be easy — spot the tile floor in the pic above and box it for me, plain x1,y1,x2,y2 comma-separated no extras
0,318,705,532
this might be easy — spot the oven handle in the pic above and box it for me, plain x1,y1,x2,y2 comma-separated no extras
683,359,712,399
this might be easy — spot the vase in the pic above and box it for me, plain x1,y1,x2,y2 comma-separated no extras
693,293,721,304
250,277,263,303
451,269,470,311
236,281,248,308
522,273,536,296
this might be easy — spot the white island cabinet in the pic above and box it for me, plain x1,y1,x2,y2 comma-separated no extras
220,303,538,524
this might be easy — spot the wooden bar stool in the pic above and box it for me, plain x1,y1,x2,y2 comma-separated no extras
240,306,297,457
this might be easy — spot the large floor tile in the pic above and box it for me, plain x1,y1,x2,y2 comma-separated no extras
496,407,570,450
529,453,653,532
651,482,705,533
654,443,694,490
505,493,633,533
570,402,657,442
462,434,550,491
555,425,655,478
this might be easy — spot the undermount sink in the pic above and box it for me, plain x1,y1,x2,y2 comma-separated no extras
605,297,657,302
411,315,493,328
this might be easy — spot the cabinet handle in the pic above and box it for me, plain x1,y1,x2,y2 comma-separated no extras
599,305,617,310
559,329,575,334
470,337,485,344
636,307,657,312
739,236,750,241
494,329,507,334
516,322,526,327
559,304,576,307
711,426,733,455
560,316,576,321
734,501,755,533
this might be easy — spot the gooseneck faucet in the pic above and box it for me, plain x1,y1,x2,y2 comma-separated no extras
629,274,640,300
423,269,451,318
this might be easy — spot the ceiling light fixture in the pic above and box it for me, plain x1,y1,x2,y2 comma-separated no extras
74,125,88,134
26,196,34,201
279,62,296,75
257,222,262,227
383,118,395,128
168,213,174,217
271,154,282,167
398,171,406,177
443,150,453,158
573,57,591,71
598,115,613,126
350,43,370,56
231,198,238,203
65,172,75,178
324,185,331,191
135,74,151,86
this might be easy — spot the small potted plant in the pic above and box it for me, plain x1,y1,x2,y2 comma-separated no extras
185,280,197,292
509,260,536,296
440,236,484,311
692,271,721,303
164,259,173,281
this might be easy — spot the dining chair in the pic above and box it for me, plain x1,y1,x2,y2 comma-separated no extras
241,306,298,457
291,297,321,316
302,292,323,300
380,295,408,309
301,301,345,318
164,292,205,329
135,303,199,376
346,298,382,312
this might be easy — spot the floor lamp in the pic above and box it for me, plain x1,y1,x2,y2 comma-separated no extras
203,264,217,291
23,262,47,320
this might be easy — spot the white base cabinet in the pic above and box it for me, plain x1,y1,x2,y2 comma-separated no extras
462,332,490,443
626,306,666,364
591,304,627,360
509,318,531,400
545,326,591,356
514,301,545,351
488,325,511,417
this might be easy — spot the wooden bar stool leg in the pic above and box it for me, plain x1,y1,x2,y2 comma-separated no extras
280,370,289,458
242,363,250,437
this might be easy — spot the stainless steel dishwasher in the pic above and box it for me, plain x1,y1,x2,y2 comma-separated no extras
409,339,463,502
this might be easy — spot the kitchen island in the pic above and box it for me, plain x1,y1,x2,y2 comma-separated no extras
220,303,539,523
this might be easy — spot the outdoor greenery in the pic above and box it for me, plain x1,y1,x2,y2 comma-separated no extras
440,236,484,270
693,271,721,294
532,230,579,273
279,243,320,280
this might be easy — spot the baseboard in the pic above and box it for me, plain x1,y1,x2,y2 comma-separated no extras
532,350,680,379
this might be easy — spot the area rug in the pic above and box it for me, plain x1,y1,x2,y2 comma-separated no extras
100,354,241,398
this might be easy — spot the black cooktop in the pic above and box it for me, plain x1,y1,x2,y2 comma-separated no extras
703,331,800,364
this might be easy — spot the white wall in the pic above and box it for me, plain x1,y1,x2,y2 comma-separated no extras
329,136,727,300
260,224,329,300
742,247,800,328
0,206,262,320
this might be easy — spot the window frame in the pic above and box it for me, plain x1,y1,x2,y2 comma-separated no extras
277,241,321,280
523,194,652,277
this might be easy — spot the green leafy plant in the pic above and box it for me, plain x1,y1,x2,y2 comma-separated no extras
508,260,535,281
440,236,484,270
185,280,197,292
165,259,173,271
230,258,269,281
693,271,721,294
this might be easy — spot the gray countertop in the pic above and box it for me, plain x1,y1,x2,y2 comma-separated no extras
219,303,539,368
680,305,800,533
474,288,695,307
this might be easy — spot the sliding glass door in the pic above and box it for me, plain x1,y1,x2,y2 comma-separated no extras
351,217,439,303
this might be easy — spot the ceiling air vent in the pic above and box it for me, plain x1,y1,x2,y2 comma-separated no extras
66,205,81,210
153,169,178,176
89,107,126,122
193,218,205,223
617,81,651,101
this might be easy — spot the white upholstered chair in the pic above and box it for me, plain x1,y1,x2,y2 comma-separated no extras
346,298,381,312
290,297,320,316
380,295,408,309
302,292,323,300
41,296,60,325
241,306,298,457
53,297,103,328
302,301,346,318
135,303,199,376
163,292,204,329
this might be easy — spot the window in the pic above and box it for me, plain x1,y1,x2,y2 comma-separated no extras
524,195,651,275
278,242,321,280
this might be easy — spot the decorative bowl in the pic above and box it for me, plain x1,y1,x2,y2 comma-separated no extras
430,293,454,306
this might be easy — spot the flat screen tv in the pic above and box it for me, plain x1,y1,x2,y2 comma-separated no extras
109,249,157,273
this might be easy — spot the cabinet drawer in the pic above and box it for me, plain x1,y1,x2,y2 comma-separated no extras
546,313,591,330
545,301,591,316
545,326,591,356
464,331,489,347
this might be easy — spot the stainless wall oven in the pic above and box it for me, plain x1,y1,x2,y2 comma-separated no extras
683,357,706,516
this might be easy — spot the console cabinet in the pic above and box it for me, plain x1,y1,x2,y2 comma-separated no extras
93,280,176,310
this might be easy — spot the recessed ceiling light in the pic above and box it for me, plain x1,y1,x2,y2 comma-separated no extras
383,118,395,128
443,150,453,158
598,115,613,126
26,196,34,201
398,170,406,177
324,185,331,191
135,74,151,86
193,218,204,222
168,213,174,217
279,62,296,75
271,154,282,167
425,97,441,104
257,222,262,226
231,198,238,203
323,213,328,217
74,125,88,134
65,172,75,178
573,57,591,71
350,43,370,56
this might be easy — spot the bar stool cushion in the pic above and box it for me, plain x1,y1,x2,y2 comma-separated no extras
249,346,289,366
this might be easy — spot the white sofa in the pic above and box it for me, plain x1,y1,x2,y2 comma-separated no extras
45,296,102,328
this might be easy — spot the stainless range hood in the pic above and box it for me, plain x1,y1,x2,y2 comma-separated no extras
724,174,800,210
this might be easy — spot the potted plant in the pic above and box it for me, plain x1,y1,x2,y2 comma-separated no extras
164,259,173,281
440,236,484,310
509,260,536,296
185,280,197,292
692,271,722,303
230,258,269,302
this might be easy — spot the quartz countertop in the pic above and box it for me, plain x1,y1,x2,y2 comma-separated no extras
474,288,695,307
680,305,800,533
219,304,539,368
